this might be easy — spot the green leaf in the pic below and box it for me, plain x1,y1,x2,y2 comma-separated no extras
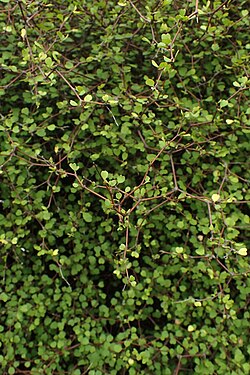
118,0,127,6
0,292,9,302
70,100,79,107
47,124,56,131
211,194,220,202
241,9,249,17
65,61,74,69
69,163,79,172
151,60,158,68
220,100,229,108
117,175,125,184
82,212,93,222
112,343,122,353
145,78,155,87
175,247,184,254
52,249,59,256
238,248,247,256
101,170,109,180
45,57,53,68
196,246,205,256
84,94,92,102
21,28,26,39
211,43,219,51
161,33,171,45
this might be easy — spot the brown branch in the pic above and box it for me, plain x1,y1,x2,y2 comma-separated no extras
127,0,151,23
170,153,178,190
55,69,82,102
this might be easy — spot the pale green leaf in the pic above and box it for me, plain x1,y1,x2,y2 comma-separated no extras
101,170,109,180
211,194,220,202
238,248,247,256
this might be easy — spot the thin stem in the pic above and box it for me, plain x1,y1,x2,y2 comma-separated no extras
170,153,178,190
128,0,150,23
56,69,82,102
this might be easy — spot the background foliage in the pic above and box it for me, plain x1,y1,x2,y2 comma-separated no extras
0,0,249,374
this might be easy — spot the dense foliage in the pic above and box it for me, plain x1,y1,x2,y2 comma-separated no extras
0,0,249,373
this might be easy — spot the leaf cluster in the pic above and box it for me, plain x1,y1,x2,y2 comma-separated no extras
0,0,249,374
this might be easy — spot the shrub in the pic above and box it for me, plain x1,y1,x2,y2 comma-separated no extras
0,0,249,373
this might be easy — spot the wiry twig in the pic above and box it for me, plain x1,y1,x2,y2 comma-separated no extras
127,0,151,23
55,69,82,102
